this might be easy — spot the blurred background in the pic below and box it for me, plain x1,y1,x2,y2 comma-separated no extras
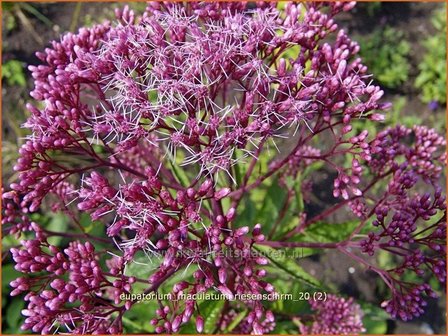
1,2,446,334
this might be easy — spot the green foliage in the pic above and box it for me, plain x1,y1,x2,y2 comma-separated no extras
360,302,390,334
198,300,225,333
254,245,321,289
364,3,381,17
4,299,25,334
252,177,288,233
288,220,360,244
271,320,298,334
222,309,247,333
271,280,311,314
415,7,446,104
358,27,410,89
18,3,53,27
3,12,17,32
2,60,26,87
45,212,69,245
233,156,322,240
386,96,421,128
122,312,153,334
2,265,26,333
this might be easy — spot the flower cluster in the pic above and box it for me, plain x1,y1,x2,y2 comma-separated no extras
218,307,276,334
299,295,365,334
2,1,445,335
10,224,135,334
356,125,446,321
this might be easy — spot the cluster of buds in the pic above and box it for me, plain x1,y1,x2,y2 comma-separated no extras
218,307,276,334
10,224,135,334
147,224,274,333
355,125,446,321
299,295,365,334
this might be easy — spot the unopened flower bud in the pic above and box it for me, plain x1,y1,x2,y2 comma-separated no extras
196,315,204,333
214,188,231,200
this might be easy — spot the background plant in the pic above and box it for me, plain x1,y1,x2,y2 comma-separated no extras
415,7,446,106
357,26,410,89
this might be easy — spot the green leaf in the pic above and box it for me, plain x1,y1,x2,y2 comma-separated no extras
2,60,26,87
2,3,15,11
363,316,387,334
271,320,297,334
178,320,197,334
267,278,311,315
232,152,245,187
233,197,256,229
414,7,446,104
280,247,321,259
124,301,158,333
273,160,324,240
2,264,22,309
168,159,189,187
125,251,162,286
5,298,24,331
270,175,305,240
253,245,321,289
2,234,22,250
79,212,103,236
223,309,247,333
289,220,359,244
158,263,197,294
2,264,21,291
254,178,288,235
198,299,225,334
45,212,69,245
21,3,53,27
357,27,410,88
360,302,390,334
122,315,148,333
